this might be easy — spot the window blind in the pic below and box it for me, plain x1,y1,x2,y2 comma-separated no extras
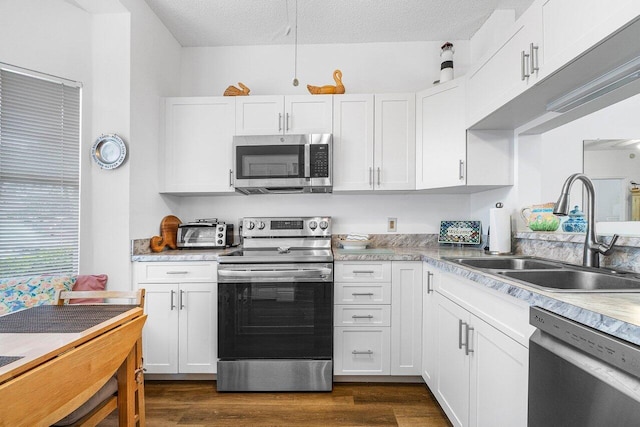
0,68,81,277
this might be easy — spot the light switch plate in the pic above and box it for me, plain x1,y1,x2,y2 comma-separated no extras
387,217,397,232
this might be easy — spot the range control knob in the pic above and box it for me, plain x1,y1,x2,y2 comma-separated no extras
257,221,266,230
308,220,318,230
246,221,255,230
319,220,329,230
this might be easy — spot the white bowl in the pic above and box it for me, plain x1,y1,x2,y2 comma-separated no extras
340,239,370,250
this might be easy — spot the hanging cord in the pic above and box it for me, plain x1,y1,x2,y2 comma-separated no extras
292,0,299,86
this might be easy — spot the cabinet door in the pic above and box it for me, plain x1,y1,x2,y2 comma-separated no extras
466,5,541,127
141,283,179,374
374,94,416,190
162,97,235,193
421,266,438,389
178,283,218,374
332,94,375,191
334,327,391,375
416,79,467,189
436,295,470,427
540,0,639,79
285,95,333,134
390,262,422,375
469,315,528,427
236,95,284,135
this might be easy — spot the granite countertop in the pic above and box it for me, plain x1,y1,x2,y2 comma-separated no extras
336,245,640,347
131,241,640,347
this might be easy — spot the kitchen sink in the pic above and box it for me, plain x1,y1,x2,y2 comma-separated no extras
497,269,640,292
446,257,562,270
444,256,640,292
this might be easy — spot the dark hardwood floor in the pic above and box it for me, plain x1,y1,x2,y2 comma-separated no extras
99,381,452,426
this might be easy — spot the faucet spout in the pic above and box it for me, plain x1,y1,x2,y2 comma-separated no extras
554,173,619,268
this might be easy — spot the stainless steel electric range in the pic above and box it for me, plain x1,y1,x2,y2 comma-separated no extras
216,216,333,392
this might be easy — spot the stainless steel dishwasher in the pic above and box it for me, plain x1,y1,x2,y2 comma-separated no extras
529,307,640,426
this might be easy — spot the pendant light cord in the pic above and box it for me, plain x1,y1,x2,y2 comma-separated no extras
293,0,299,86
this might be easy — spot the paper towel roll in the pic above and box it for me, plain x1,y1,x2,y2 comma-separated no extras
489,207,511,254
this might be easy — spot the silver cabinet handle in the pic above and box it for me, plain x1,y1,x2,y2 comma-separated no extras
352,350,374,355
465,325,474,355
369,167,373,187
166,271,188,275
521,50,530,80
352,315,374,319
286,113,290,131
179,289,185,310
352,292,374,296
229,169,233,187
278,113,282,131
426,271,434,294
170,289,176,310
530,43,539,73
353,270,375,274
458,319,464,349
377,167,381,186
459,160,465,181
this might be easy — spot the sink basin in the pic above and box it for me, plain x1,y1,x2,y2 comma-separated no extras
446,257,562,270
497,270,640,292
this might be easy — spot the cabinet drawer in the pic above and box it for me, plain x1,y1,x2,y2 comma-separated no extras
335,261,391,282
334,327,390,375
334,305,391,327
334,282,391,305
134,262,217,283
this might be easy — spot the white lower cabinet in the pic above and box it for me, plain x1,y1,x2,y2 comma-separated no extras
134,262,217,375
425,264,531,427
334,261,422,376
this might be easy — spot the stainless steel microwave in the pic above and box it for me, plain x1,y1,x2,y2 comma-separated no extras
232,134,332,195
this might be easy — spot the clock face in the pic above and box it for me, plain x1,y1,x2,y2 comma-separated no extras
91,134,127,169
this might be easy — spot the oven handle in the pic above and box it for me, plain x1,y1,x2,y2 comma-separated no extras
218,267,332,280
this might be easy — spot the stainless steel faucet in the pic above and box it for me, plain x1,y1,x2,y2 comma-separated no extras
553,173,619,267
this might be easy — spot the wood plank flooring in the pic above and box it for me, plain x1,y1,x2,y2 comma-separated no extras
99,381,452,426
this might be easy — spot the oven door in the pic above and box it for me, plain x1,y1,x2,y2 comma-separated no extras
217,263,333,360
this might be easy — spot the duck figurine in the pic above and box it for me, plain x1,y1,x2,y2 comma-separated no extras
223,82,250,96
307,69,345,95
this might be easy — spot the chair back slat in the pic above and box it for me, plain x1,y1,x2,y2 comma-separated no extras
55,289,145,308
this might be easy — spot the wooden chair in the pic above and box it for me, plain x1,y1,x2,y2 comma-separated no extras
52,289,146,426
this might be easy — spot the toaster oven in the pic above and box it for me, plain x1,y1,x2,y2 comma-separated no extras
177,220,234,248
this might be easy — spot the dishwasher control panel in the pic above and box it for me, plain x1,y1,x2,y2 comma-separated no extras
530,306,640,378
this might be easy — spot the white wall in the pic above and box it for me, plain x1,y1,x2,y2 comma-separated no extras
172,193,470,235
180,41,470,96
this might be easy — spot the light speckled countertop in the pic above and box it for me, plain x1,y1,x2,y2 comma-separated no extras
132,243,640,346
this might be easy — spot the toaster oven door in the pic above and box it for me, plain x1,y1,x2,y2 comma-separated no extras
177,226,223,248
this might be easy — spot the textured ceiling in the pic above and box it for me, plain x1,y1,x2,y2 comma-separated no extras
143,0,535,47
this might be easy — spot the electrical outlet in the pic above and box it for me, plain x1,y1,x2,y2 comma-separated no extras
387,217,397,232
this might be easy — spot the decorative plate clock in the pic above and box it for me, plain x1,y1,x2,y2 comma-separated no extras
91,134,127,169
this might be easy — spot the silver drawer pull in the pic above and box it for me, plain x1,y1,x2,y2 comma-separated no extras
352,292,374,296
352,315,374,319
352,350,373,355
166,271,189,275
352,270,375,274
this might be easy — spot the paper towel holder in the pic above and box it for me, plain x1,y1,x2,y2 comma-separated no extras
486,202,513,255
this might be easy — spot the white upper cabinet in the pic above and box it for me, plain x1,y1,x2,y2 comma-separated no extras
235,95,333,135
539,0,640,80
466,2,542,127
333,94,415,191
161,97,235,194
416,78,467,189
374,94,416,191
332,94,375,191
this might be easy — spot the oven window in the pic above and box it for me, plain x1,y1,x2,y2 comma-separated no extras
236,145,304,179
218,282,332,359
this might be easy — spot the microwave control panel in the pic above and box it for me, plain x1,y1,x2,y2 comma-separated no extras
309,144,330,178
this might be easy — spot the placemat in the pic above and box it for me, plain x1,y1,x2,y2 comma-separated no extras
0,305,136,333
0,356,23,368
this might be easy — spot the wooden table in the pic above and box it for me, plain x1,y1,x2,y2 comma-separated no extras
0,305,147,426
